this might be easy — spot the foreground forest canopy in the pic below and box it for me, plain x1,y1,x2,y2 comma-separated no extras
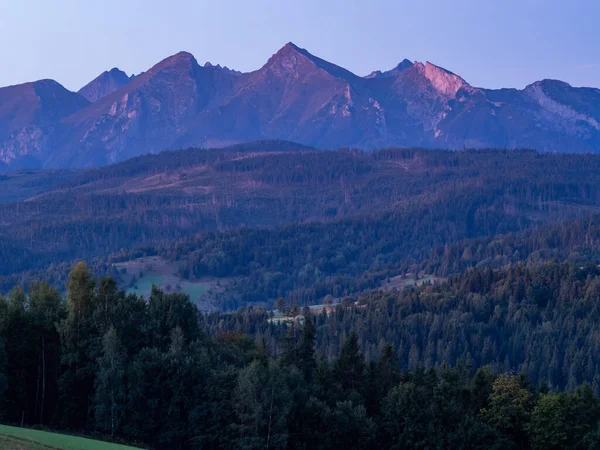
3,263,600,449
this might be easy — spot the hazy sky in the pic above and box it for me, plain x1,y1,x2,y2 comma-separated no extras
0,0,598,91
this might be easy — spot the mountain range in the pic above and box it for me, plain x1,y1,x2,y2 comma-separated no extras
1,42,599,169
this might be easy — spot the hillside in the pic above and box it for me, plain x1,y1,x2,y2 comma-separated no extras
4,144,600,309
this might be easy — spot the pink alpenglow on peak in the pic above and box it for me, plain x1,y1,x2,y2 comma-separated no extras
1,42,600,169
413,61,469,98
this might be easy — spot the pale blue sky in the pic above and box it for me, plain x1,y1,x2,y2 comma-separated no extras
0,0,598,91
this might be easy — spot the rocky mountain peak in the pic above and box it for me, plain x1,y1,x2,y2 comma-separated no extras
263,42,358,81
365,59,413,78
1,42,600,169
78,67,132,103
204,61,242,76
408,61,469,98
151,51,198,72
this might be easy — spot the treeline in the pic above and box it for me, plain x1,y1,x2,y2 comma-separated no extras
51,140,315,188
3,263,600,449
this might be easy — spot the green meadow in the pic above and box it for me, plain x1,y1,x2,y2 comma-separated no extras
0,425,143,450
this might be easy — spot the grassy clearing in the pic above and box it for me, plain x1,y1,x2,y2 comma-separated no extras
178,282,210,300
0,425,142,450
381,273,443,291
113,256,221,310
125,274,165,297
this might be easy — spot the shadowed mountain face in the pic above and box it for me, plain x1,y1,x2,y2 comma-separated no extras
77,68,133,102
1,42,600,169
0,80,90,169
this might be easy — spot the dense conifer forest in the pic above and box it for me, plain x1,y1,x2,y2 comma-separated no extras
3,263,600,449
3,144,600,281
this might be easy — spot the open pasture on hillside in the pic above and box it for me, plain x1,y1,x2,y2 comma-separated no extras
113,256,223,310
381,273,443,291
0,425,143,450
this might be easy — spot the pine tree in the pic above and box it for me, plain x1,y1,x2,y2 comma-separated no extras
334,332,365,394
298,311,316,381
367,343,399,414
57,262,97,429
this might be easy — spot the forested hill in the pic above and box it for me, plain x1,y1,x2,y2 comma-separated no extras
4,144,600,306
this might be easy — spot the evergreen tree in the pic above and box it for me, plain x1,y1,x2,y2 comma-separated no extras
334,332,365,395
380,380,436,448
3,263,600,448
298,311,316,381
364,343,400,416
146,287,200,350
57,262,97,429
323,400,376,450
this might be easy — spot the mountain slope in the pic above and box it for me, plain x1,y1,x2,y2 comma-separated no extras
177,42,392,149
50,51,241,167
77,67,133,102
1,42,600,169
0,80,89,139
0,80,89,168
435,79,600,152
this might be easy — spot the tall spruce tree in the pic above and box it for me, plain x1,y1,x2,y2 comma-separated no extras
334,332,365,395
57,262,97,429
298,311,316,381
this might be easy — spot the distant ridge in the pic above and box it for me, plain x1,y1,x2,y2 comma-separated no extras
0,42,599,169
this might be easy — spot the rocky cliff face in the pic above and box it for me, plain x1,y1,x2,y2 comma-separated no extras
1,43,599,169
